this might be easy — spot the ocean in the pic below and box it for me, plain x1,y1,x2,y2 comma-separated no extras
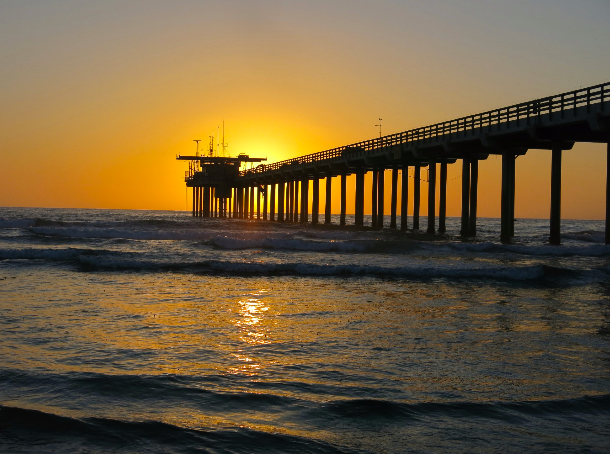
1,206,609,453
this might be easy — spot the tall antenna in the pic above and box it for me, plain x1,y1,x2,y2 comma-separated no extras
375,118,383,138
221,120,228,156
208,135,214,157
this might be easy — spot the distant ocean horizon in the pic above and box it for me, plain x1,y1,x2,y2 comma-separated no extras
1,206,609,453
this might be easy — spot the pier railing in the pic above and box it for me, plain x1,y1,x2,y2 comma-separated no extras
240,82,608,176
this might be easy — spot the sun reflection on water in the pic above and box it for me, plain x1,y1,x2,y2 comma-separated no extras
229,290,273,375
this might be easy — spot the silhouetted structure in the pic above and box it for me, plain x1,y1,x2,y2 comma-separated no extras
179,82,610,244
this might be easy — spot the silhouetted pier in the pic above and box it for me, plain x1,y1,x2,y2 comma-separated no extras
178,82,610,244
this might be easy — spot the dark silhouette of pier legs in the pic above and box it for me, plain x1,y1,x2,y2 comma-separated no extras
287,181,293,222
550,147,562,245
241,187,246,219
378,169,385,229
300,178,308,223
278,182,285,222
340,173,347,226
192,188,196,217
606,143,610,244
263,186,268,220
461,157,470,237
312,177,319,225
257,188,261,220
501,152,516,244
469,159,478,237
413,165,421,230
371,170,378,228
401,166,409,231
355,169,365,226
325,175,332,224
248,187,254,220
390,167,398,229
439,162,447,233
232,189,237,218
270,184,275,221
292,180,299,224
427,160,436,234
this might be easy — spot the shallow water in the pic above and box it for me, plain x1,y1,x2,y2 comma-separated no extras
1,207,609,453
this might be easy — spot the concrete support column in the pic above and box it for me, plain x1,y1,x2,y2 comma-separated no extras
469,159,479,237
278,182,285,222
192,187,196,217
427,160,436,234
285,182,290,222
550,147,562,245
249,186,255,220
256,187,261,220
371,170,378,228
270,184,276,221
390,167,398,229
413,165,421,230
461,156,470,237
325,175,332,224
439,162,447,234
501,152,512,244
509,155,516,238
378,168,385,229
292,180,300,224
355,169,365,226
606,143,610,244
300,178,308,224
340,173,347,226
312,177,319,225
244,187,249,220
263,186,268,221
401,166,409,231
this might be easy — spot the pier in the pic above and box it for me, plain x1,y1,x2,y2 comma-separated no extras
178,82,610,244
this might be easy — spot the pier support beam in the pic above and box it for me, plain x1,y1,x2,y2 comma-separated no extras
278,182,285,222
355,169,365,226
378,169,385,229
390,167,398,229
501,152,515,244
292,180,299,224
413,165,421,230
270,184,276,221
606,143,610,244
469,159,478,237
192,188,196,217
427,160,436,234
257,187,261,220
300,178,308,224
340,173,347,226
371,170,378,228
249,186,255,220
401,166,409,231
312,177,319,225
439,162,447,234
550,147,562,245
287,181,292,222
461,156,470,237
263,186,268,221
325,175,332,224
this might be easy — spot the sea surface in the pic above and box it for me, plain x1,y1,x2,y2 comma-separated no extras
1,207,609,453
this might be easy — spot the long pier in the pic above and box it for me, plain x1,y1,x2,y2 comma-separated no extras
179,82,610,244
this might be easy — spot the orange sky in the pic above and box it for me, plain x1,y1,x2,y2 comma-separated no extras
1,1,609,219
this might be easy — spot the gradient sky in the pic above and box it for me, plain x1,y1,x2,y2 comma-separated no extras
1,0,609,219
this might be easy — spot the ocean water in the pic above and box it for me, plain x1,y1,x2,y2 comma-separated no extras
1,207,609,453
